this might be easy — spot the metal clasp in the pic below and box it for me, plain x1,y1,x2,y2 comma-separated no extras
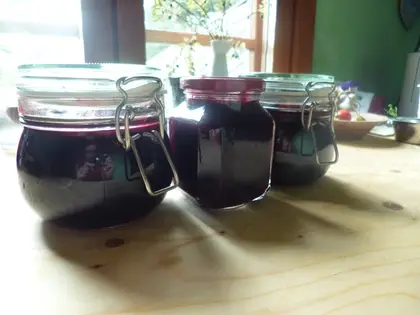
300,81,339,166
115,76,179,196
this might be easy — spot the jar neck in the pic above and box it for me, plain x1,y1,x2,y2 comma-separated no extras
185,92,260,104
265,107,332,123
21,116,161,135
262,101,333,112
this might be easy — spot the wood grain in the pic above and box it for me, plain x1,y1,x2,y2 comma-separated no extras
116,0,146,64
1,136,420,315
272,0,317,73
81,0,118,63
251,0,264,72
290,0,316,73
81,0,146,64
272,0,294,72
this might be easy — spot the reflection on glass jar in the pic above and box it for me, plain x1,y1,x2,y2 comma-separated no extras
168,77,275,209
16,64,178,229
268,109,336,185
17,125,174,229
240,73,339,185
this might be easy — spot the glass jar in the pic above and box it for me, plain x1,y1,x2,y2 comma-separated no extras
168,77,275,209
16,64,178,229
241,73,339,185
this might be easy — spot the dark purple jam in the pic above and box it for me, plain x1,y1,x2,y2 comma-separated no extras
16,121,173,229
267,108,336,185
168,99,274,209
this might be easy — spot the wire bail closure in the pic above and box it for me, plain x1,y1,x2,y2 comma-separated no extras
114,76,179,196
300,81,339,166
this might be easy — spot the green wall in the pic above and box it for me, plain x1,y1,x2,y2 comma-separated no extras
312,0,420,105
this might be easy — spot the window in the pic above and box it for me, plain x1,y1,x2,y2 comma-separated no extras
146,42,253,76
0,0,84,154
143,0,265,76
0,0,317,155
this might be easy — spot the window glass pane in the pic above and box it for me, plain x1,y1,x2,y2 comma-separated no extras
0,0,82,25
146,42,250,77
144,0,253,39
0,0,83,155
146,42,251,109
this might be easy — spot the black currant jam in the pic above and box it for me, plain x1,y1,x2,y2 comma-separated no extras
16,122,173,229
268,109,336,185
168,87,274,209
239,72,339,186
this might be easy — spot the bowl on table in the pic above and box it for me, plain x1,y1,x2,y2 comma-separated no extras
333,112,388,140
393,117,420,145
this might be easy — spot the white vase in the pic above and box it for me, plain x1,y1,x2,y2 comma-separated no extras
210,40,232,77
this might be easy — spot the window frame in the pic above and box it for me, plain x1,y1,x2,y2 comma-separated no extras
272,0,317,73
81,0,316,73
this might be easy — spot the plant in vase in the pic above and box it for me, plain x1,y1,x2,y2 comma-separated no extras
385,104,398,119
152,0,266,76
385,103,399,129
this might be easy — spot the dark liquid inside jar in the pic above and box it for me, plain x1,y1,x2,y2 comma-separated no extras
267,108,336,185
169,99,274,209
17,120,173,229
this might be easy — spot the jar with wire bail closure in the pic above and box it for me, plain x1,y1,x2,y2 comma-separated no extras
241,73,339,185
16,64,178,229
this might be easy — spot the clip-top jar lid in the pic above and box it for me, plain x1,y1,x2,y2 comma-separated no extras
17,63,163,98
240,72,335,103
181,76,265,94
17,63,165,129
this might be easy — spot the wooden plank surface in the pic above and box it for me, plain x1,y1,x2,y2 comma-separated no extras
1,136,420,315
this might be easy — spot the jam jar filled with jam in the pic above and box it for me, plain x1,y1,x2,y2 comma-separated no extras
16,64,178,229
241,73,338,185
168,77,275,209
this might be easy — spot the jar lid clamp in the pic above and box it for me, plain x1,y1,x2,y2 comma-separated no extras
302,81,339,165
115,75,179,196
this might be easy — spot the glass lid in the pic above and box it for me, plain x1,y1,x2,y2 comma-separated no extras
17,63,164,98
242,72,334,82
17,64,166,129
240,72,336,100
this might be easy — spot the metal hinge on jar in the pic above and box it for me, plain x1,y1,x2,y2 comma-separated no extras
114,76,179,196
301,81,339,166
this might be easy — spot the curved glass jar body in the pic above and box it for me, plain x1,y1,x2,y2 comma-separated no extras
241,73,339,186
16,64,178,229
168,77,275,209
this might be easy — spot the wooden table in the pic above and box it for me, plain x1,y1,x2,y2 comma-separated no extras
2,135,420,315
